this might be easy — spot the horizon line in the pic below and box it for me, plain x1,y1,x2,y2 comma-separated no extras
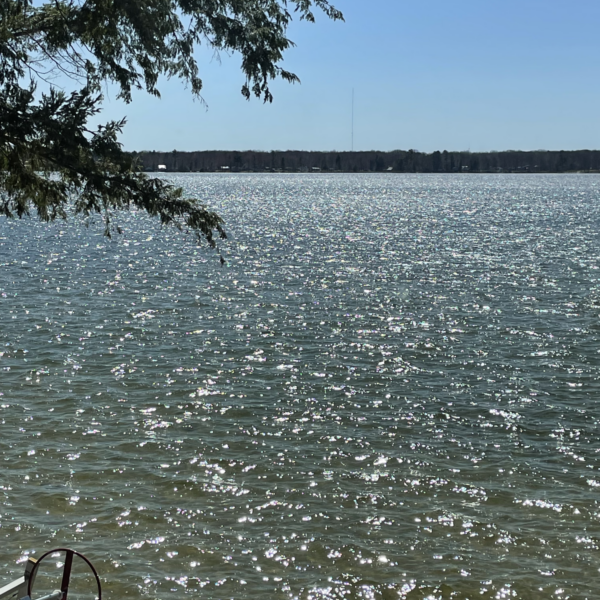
133,148,600,155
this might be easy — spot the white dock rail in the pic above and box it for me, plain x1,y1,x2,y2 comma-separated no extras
0,558,37,600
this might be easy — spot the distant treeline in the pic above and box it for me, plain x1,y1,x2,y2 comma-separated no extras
134,149,600,173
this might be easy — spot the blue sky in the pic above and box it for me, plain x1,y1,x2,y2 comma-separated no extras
98,0,600,153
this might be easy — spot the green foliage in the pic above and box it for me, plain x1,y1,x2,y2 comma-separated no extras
0,0,342,245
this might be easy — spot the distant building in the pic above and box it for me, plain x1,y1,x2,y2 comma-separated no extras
158,164,167,170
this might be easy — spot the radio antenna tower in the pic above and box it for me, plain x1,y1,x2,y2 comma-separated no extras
351,88,354,152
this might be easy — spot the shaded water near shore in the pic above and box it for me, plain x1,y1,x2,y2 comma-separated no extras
2,174,600,599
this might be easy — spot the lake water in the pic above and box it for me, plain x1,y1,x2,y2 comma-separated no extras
2,173,600,600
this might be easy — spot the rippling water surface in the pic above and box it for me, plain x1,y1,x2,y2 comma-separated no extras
2,174,600,599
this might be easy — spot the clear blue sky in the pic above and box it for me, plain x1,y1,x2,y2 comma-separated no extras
98,0,600,153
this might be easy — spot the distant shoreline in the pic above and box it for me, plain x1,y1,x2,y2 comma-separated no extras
133,149,600,174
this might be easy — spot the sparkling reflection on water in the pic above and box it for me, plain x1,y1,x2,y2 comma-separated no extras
2,174,600,599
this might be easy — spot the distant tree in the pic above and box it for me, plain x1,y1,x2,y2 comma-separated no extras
406,149,416,173
233,153,242,171
556,151,566,172
0,0,342,245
